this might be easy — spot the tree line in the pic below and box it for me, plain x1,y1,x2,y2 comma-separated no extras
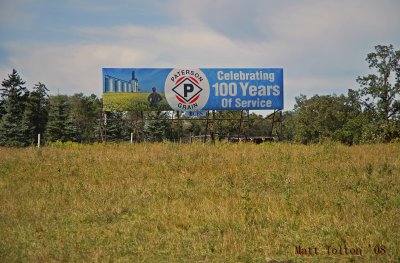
0,45,399,146
285,44,400,144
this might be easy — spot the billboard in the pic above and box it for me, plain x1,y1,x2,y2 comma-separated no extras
103,68,283,111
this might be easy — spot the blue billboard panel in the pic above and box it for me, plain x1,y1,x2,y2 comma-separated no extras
102,68,283,111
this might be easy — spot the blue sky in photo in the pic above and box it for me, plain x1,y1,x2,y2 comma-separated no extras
103,68,171,92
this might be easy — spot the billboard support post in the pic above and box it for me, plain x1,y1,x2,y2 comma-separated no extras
244,110,250,141
169,112,174,142
246,110,253,139
177,111,182,143
204,111,210,143
270,110,276,137
211,110,216,144
238,110,244,141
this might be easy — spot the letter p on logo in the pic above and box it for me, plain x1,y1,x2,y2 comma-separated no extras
184,84,194,97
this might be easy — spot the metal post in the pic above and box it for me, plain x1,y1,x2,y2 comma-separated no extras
170,111,174,142
204,111,209,143
238,110,244,141
211,110,215,144
245,110,250,141
177,111,181,143
270,110,276,137
130,132,133,144
37,134,41,148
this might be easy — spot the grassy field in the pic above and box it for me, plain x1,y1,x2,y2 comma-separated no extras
103,92,171,112
0,143,399,262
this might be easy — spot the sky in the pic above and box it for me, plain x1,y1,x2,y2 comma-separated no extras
0,0,399,111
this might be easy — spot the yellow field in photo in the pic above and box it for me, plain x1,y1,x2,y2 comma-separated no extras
103,92,172,111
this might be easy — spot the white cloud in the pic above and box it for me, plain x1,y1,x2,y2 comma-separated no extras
2,43,153,95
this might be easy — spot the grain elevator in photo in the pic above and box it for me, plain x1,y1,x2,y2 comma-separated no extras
104,70,139,93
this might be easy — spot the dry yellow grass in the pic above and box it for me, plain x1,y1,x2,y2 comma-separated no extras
0,143,399,262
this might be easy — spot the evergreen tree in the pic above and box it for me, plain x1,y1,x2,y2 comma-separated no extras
22,82,49,144
31,83,49,138
69,93,101,142
105,111,130,142
21,105,35,145
94,99,106,142
64,112,80,142
46,95,70,142
0,69,30,146
145,111,170,142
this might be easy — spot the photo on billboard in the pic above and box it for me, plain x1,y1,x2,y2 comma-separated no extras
103,68,172,112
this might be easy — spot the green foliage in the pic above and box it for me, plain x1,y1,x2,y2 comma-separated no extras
335,113,365,145
105,111,130,142
124,111,145,142
69,93,102,143
46,95,76,142
357,44,400,141
64,112,80,142
22,82,49,145
0,69,30,146
214,111,244,139
293,93,362,144
246,112,273,137
280,111,296,141
145,111,171,142
186,119,203,136
46,94,104,143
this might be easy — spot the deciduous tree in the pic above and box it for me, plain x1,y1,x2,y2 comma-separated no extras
357,44,400,141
